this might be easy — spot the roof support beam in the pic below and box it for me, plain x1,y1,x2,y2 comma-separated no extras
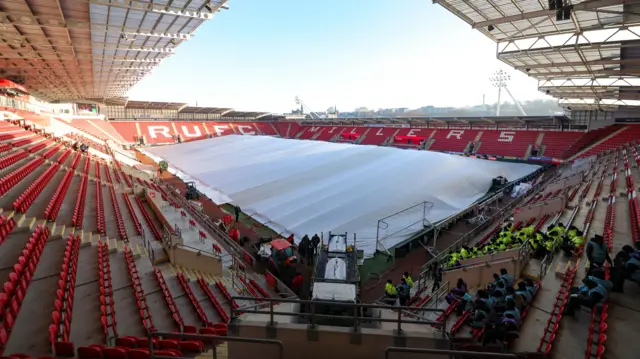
0,53,165,62
534,69,640,78
471,0,627,29
512,58,640,70
87,0,219,20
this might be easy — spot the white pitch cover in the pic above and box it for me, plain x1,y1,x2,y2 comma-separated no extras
146,135,539,257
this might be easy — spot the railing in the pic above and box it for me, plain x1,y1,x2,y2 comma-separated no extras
162,220,222,260
231,296,447,334
375,201,434,253
414,171,552,292
385,347,518,359
164,184,295,298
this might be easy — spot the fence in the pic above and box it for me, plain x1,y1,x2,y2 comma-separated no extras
376,201,434,253
231,296,447,334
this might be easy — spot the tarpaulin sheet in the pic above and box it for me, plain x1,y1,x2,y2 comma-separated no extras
146,135,539,257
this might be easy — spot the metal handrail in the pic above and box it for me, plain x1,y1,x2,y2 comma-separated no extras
164,184,295,297
385,347,518,359
415,170,554,291
231,296,447,334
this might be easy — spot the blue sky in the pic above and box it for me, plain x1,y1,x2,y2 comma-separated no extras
127,0,551,113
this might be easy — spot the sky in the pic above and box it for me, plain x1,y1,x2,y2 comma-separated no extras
127,0,553,113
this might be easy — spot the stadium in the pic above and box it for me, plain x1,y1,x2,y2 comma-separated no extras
0,1,639,359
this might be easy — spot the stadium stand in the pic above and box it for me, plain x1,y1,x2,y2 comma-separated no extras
0,119,286,358
3,104,640,359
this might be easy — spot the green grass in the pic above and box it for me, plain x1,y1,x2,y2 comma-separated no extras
220,204,279,238
359,249,396,284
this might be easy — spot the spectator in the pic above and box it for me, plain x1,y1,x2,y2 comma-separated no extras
432,265,442,293
397,278,410,307
234,205,241,223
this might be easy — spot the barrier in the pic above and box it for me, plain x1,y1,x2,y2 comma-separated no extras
415,170,553,292
513,195,566,223
375,201,434,253
231,296,447,333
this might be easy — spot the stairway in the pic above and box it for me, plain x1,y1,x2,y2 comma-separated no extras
568,126,629,161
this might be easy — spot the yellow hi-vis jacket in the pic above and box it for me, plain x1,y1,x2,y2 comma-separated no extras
385,283,397,296
403,275,414,288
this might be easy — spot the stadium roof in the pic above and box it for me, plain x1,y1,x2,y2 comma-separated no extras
435,0,640,109
301,115,570,127
0,0,228,102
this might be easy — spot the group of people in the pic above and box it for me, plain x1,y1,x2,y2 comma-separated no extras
444,221,587,271
610,242,640,292
562,268,612,317
383,272,415,306
298,234,321,264
445,268,537,345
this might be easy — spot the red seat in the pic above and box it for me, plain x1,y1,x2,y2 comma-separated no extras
179,340,204,353
137,338,159,349
101,348,126,359
114,337,136,348
158,340,180,350
127,350,149,359
53,341,75,357
154,350,182,357
77,346,102,359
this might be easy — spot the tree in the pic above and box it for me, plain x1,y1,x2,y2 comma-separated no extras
159,160,168,174
326,106,335,114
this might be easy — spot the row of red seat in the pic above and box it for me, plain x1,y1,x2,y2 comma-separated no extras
45,169,74,221
96,180,106,235
122,194,142,236
120,169,133,188
124,247,156,332
70,152,82,170
196,277,230,323
73,337,202,359
26,141,47,153
215,281,239,312
249,279,270,300
50,234,80,350
98,242,118,341
109,186,128,241
237,276,261,303
0,150,27,171
57,149,72,165
112,167,121,185
627,147,640,242
13,163,60,213
0,144,11,154
42,144,62,159
0,132,23,142
152,268,187,332
583,156,617,359
83,157,90,176
12,137,37,149
116,336,205,353
134,197,162,242
0,216,16,244
175,273,211,327
0,225,51,354
103,163,112,185
537,156,609,355
0,157,45,196
72,176,88,228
